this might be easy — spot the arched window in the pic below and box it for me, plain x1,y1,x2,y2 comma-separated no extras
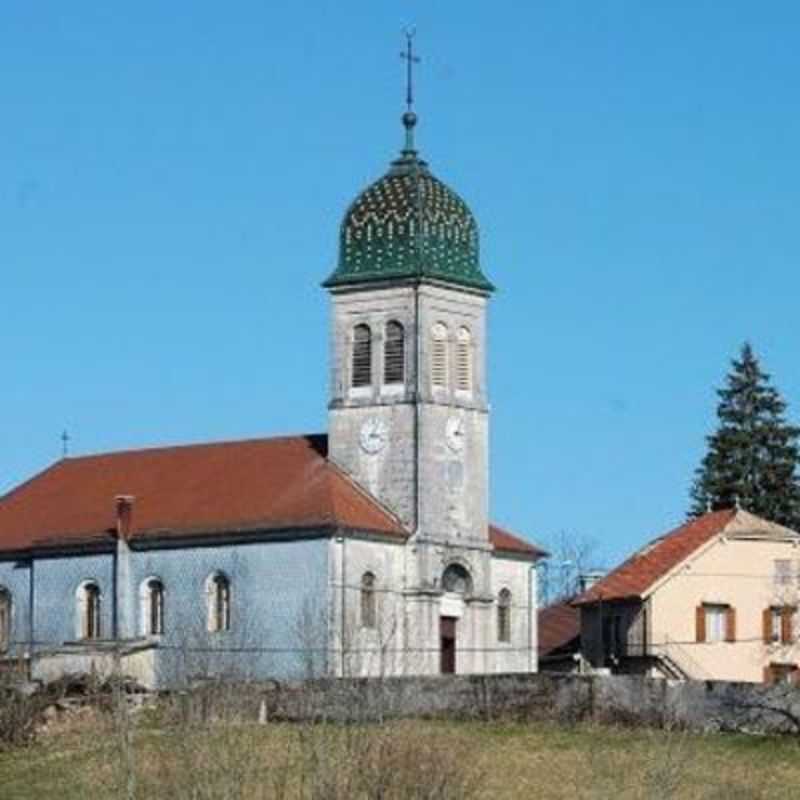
0,589,10,653
497,589,512,643
141,578,164,636
441,563,472,595
383,321,405,384
352,324,372,388
77,582,101,640
431,323,449,390
361,572,377,629
456,327,472,394
207,573,231,633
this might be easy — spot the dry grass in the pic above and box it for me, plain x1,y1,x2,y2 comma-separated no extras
2,714,800,799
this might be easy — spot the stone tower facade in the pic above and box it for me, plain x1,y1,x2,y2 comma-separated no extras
325,109,493,543
324,109,504,673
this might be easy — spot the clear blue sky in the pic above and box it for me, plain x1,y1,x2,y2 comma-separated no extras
3,2,800,566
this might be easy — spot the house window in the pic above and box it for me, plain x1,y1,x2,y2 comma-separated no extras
78,582,101,640
431,323,448,390
456,327,472,394
383,321,405,385
352,324,372,388
763,606,795,644
207,573,231,633
143,579,165,636
0,589,10,653
497,589,511,643
697,603,735,643
361,572,377,629
774,559,793,587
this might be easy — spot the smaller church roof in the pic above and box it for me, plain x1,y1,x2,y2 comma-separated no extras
538,600,580,660
0,435,541,558
489,522,544,559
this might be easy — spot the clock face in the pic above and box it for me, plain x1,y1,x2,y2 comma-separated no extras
445,416,465,453
360,418,388,454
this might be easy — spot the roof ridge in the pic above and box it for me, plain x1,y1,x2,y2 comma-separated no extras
47,433,327,464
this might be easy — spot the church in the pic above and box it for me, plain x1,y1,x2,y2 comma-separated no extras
0,88,543,688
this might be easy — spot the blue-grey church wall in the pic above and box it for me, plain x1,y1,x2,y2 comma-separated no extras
33,553,114,648
0,558,32,656
3,536,329,688
130,537,329,686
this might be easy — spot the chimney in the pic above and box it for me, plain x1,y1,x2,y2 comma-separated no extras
115,495,135,541
114,495,135,641
578,570,605,594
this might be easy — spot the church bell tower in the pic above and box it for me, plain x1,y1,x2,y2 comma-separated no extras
323,39,495,562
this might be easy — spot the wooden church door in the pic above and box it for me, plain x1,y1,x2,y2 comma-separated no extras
440,616,457,674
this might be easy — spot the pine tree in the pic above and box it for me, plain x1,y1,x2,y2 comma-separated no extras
690,343,800,528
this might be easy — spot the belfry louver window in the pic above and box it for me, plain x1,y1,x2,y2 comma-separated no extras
456,327,472,393
431,323,448,389
352,324,372,388
384,321,405,384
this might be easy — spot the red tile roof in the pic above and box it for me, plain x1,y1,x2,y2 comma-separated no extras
0,436,405,552
0,435,541,558
538,600,580,658
573,509,737,605
489,523,545,560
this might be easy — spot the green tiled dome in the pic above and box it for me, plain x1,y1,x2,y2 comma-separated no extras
323,124,494,292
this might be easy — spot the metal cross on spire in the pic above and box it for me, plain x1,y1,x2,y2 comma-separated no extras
400,28,420,114
399,28,420,152
61,430,70,458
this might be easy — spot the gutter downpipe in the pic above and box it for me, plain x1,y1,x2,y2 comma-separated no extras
338,532,347,677
528,564,535,673
114,496,135,642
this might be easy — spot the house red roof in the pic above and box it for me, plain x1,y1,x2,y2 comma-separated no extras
0,435,540,557
538,600,580,658
573,509,737,605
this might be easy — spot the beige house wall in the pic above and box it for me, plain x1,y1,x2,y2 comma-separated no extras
648,530,800,683
579,513,800,683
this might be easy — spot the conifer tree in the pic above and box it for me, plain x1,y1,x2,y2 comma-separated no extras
690,343,800,528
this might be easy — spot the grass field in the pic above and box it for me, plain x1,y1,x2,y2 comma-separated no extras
1,714,800,799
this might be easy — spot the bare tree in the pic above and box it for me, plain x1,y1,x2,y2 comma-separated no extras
539,529,605,606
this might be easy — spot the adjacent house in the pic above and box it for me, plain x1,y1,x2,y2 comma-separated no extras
574,508,800,684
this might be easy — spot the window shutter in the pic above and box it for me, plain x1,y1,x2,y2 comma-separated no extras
695,605,706,643
781,607,793,645
725,607,736,643
763,608,773,644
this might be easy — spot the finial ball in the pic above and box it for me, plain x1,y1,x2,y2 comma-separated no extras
402,111,417,130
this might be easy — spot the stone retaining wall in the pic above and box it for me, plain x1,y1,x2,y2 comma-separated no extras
214,673,800,735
